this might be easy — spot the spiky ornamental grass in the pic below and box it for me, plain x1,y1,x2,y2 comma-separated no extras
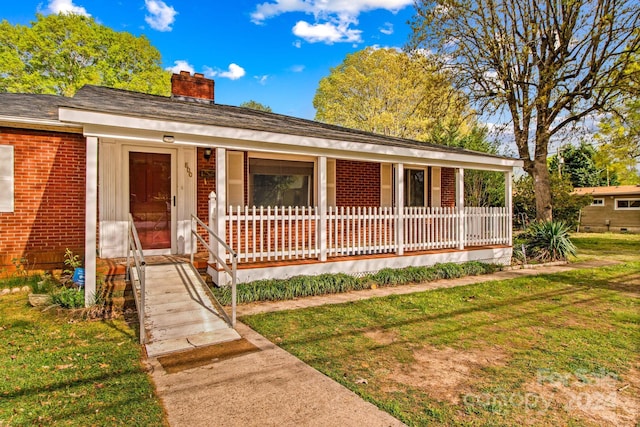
524,221,577,262
212,261,499,305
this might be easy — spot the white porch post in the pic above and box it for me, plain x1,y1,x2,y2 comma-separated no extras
505,170,513,246
84,136,98,307
318,156,328,262
394,163,404,256
214,148,226,284
456,168,465,250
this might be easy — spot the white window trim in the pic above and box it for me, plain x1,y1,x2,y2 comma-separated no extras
0,145,14,213
247,154,317,207
615,198,640,210
590,198,604,207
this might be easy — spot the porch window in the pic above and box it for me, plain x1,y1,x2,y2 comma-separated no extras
249,158,314,207
405,169,425,207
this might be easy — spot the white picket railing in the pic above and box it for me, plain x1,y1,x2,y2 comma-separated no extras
225,205,510,263
465,207,510,246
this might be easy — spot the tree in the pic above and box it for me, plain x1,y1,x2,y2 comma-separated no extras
410,0,640,221
431,124,505,206
0,13,170,97
240,100,273,112
513,174,591,230
313,47,472,141
548,142,619,187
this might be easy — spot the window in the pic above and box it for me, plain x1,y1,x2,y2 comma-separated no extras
615,198,640,210
590,198,604,206
405,169,425,207
249,158,314,207
0,145,14,212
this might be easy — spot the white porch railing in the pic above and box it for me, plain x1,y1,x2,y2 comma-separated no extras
225,205,510,263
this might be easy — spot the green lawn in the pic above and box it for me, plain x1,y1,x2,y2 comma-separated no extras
0,293,166,426
243,234,640,426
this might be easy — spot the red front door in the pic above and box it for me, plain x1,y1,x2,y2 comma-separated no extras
129,152,172,250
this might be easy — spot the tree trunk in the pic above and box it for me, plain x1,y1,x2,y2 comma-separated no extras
532,157,553,221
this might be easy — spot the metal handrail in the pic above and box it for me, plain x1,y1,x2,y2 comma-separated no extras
190,214,237,327
126,214,146,344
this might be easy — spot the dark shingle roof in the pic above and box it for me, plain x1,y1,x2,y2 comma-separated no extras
2,86,515,161
0,93,70,121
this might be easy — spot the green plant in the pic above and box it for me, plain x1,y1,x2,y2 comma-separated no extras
63,248,82,274
522,221,577,262
51,287,85,309
28,273,56,294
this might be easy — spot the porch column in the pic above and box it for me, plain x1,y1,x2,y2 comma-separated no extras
84,136,98,307
214,148,226,284
456,168,465,250
505,170,513,246
318,156,328,262
394,163,404,256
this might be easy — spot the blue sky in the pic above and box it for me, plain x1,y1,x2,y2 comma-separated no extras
2,0,416,119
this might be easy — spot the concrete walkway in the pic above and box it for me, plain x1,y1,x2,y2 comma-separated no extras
148,259,617,427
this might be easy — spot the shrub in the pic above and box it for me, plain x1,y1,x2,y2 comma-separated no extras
212,260,500,305
522,220,577,262
51,288,85,309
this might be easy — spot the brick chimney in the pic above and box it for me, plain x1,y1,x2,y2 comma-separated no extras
171,71,215,104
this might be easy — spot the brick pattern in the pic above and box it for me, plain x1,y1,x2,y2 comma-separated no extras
441,167,456,208
0,128,86,270
336,160,380,207
171,71,215,102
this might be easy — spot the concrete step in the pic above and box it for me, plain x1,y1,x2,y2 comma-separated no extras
145,328,241,358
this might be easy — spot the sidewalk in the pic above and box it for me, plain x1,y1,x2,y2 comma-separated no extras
148,259,616,427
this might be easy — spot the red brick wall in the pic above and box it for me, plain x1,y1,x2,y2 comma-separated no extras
196,147,216,222
441,167,456,208
336,160,380,207
0,127,86,270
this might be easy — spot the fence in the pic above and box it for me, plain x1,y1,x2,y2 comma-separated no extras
224,205,510,263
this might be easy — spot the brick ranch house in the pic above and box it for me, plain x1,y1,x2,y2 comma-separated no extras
0,72,523,304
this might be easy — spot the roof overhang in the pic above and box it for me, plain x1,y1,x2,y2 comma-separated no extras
59,107,524,172
0,115,83,133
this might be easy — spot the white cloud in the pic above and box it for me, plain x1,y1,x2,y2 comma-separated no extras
166,60,194,74
255,75,269,85
379,22,393,35
293,20,362,44
145,0,177,32
203,64,247,80
290,64,305,72
45,0,90,16
293,40,302,48
251,0,412,23
251,0,411,45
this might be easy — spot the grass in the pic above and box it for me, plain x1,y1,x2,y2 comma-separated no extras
570,232,640,263
243,233,640,426
0,292,166,426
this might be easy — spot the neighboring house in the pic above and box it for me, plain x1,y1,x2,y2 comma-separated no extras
574,185,640,233
0,71,523,302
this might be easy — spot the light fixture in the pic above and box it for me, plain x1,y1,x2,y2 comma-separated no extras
203,147,212,161
162,135,175,143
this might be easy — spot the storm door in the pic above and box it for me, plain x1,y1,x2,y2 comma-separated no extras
128,151,175,251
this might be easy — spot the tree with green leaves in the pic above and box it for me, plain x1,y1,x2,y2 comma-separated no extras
313,47,472,141
240,100,273,112
0,13,170,97
548,142,619,188
410,0,640,221
431,124,505,206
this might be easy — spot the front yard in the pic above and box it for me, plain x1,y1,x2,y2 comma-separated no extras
243,233,640,426
0,294,166,426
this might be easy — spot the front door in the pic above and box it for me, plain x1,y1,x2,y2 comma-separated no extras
128,150,175,252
